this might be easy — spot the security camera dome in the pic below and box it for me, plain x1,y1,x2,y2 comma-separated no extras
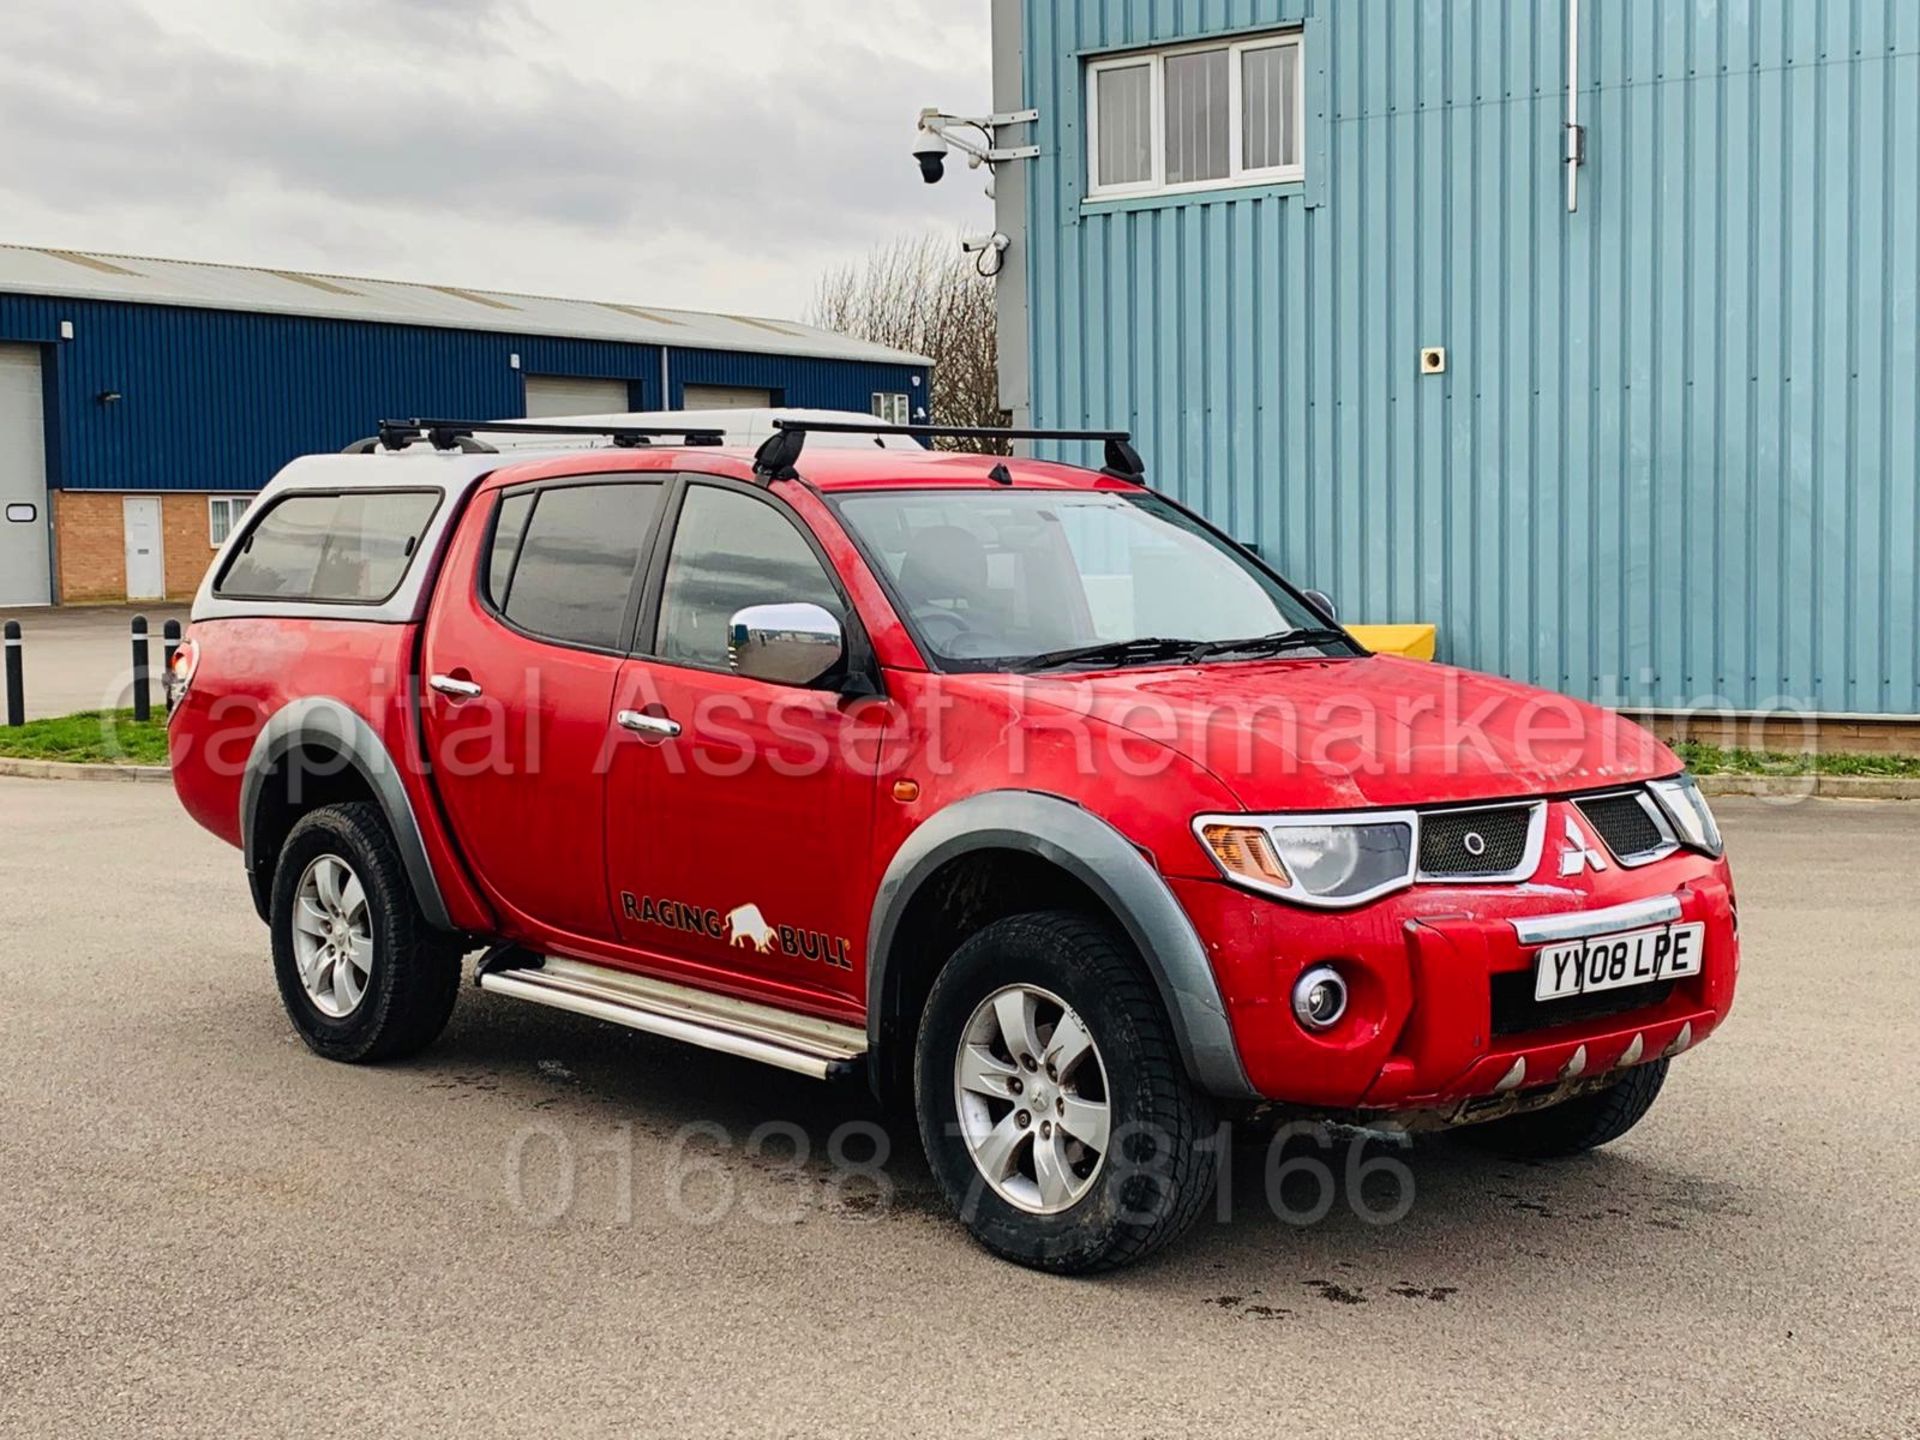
912,124,948,184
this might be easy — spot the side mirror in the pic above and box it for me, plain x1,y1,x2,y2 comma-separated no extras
728,602,845,687
1302,589,1339,624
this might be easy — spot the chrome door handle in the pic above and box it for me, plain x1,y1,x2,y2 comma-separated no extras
616,709,681,739
429,674,484,699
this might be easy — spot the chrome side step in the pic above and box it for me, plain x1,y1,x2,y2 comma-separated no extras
478,956,867,1081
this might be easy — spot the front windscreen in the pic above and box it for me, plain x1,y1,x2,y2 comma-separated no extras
835,489,1341,671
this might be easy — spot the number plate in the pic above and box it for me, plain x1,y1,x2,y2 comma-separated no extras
1533,922,1706,1002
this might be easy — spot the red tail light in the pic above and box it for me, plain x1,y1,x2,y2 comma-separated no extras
165,637,199,716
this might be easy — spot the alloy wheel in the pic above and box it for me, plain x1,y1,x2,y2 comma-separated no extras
953,983,1111,1215
291,853,374,1019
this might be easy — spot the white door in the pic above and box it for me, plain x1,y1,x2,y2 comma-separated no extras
523,375,632,418
0,344,51,607
122,497,165,600
681,385,774,411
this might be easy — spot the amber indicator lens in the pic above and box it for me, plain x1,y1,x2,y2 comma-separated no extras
1200,824,1290,887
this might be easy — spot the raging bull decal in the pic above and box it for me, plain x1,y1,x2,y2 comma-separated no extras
620,891,853,971
725,904,778,953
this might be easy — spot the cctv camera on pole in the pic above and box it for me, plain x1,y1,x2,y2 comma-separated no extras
912,122,950,185
911,107,1038,195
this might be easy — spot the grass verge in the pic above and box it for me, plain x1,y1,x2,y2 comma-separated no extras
1674,738,1920,780
0,709,169,766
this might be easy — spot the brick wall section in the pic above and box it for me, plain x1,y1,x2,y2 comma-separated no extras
52,492,227,603
1626,711,1920,760
50,492,125,602
158,495,219,599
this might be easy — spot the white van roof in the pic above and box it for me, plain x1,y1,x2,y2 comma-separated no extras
472,408,927,453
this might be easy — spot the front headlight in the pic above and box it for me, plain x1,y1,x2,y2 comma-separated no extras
1648,773,1724,858
1196,813,1417,908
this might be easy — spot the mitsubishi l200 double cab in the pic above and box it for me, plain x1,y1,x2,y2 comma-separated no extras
169,414,1738,1272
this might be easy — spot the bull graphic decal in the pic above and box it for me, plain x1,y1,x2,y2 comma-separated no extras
725,903,779,954
620,891,851,970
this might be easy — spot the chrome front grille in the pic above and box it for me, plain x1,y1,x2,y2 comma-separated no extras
1417,803,1542,880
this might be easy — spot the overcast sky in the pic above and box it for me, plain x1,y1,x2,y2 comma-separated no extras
0,0,994,320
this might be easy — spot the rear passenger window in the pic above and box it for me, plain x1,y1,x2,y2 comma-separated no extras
487,482,662,651
216,490,440,603
486,492,535,607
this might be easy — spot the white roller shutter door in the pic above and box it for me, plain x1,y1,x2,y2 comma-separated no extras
0,345,51,607
523,375,632,418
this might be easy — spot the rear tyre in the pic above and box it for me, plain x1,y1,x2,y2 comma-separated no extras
270,802,462,1064
915,910,1217,1274
1457,1059,1670,1159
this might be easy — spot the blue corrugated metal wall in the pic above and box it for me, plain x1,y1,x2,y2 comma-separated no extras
667,347,926,415
0,293,925,497
1018,0,1920,716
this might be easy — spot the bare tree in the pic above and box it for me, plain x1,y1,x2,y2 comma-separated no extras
809,233,1008,453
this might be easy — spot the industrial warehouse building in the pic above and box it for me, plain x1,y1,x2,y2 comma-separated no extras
988,1,1920,728
0,244,928,606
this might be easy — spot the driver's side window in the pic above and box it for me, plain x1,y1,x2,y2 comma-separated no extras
654,484,844,669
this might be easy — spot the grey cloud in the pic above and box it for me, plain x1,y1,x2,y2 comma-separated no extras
283,0,549,54
0,0,992,312
3,2,975,233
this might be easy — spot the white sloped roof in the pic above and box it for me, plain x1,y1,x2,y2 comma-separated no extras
0,243,930,366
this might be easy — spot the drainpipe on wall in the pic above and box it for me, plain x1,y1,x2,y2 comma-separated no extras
990,0,1032,435
1566,0,1586,213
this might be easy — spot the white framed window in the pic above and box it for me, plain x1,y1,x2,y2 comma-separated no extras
871,392,910,426
1086,32,1304,200
209,495,252,547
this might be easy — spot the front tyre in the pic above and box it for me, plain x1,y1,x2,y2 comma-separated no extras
915,911,1217,1274
270,802,461,1064
1458,1059,1670,1158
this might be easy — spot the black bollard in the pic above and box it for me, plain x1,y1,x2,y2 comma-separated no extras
162,619,182,714
131,614,150,723
3,620,21,727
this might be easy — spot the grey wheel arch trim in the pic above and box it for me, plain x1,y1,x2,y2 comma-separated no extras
239,696,455,931
866,790,1257,1100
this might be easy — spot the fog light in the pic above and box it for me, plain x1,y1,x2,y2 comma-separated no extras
1291,965,1348,1031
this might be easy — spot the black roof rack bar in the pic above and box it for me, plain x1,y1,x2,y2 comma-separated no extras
754,418,1144,484
769,419,1130,443
374,418,728,453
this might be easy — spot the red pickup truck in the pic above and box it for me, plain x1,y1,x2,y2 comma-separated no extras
169,415,1738,1272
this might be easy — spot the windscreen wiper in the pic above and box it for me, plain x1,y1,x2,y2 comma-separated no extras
1184,627,1355,663
1017,636,1203,673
